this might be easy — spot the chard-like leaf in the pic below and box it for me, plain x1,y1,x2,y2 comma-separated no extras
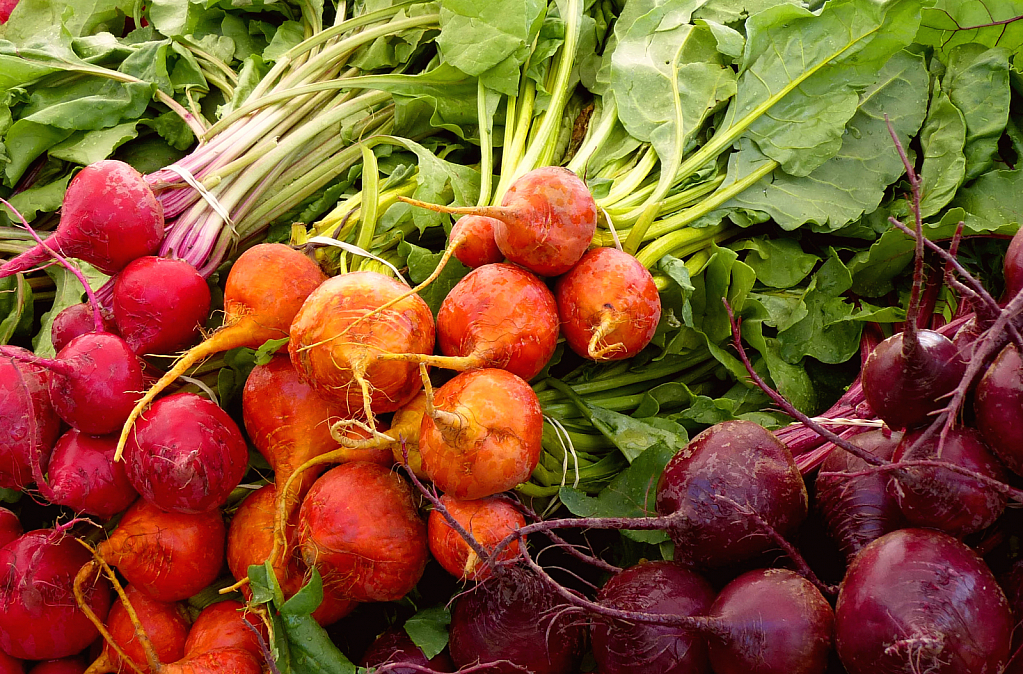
918,81,967,218
953,167,1023,232
917,0,1023,61
942,44,1011,181
404,606,451,660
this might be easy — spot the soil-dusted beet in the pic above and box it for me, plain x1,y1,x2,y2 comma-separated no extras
298,462,428,602
891,427,1007,537
98,499,225,602
706,568,833,674
655,420,808,568
51,303,117,353
0,508,21,550
98,584,191,673
449,215,503,269
122,393,248,514
0,160,164,279
360,627,454,673
288,271,435,419
975,343,1023,476
835,528,1012,674
591,560,714,674
113,256,212,356
183,601,267,659
419,368,544,500
0,529,112,660
428,496,526,581
43,430,137,518
860,329,965,431
555,247,661,361
449,567,586,674
815,429,906,561
0,351,60,489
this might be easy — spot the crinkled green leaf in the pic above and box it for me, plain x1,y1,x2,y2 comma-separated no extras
398,240,469,316
918,81,967,218
403,606,451,660
2,0,131,43
917,0,1023,61
953,168,1023,233
254,337,289,366
734,236,819,288
5,173,71,221
49,120,139,165
264,20,304,62
742,315,816,413
942,44,1011,181
32,262,109,358
586,403,688,463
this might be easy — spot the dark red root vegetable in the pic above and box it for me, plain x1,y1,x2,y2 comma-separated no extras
860,329,965,431
419,368,544,499
815,429,906,562
29,659,86,674
891,427,1007,537
288,270,435,422
0,529,111,660
0,351,60,489
117,243,327,457
1002,225,1023,302
555,247,661,361
0,652,22,674
381,263,559,381
299,462,428,603
183,601,267,660
590,560,714,674
0,160,164,279
655,419,808,568
449,215,503,269
449,567,587,674
707,568,833,674
835,528,1012,674
0,508,21,549
44,430,138,519
51,303,117,353
93,584,191,674
113,257,212,356
98,499,225,603
974,343,1023,476
428,496,526,581
122,392,248,514
998,560,1023,674
360,627,454,673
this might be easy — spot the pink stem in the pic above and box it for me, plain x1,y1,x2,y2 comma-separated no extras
0,345,75,377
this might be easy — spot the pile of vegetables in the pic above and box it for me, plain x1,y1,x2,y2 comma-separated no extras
4,0,1023,672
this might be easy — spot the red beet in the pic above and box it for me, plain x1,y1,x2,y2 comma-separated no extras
113,257,212,356
0,352,62,489
591,560,714,674
44,430,137,518
975,343,1023,476
27,659,84,674
450,215,503,269
50,304,117,353
0,653,21,674
360,627,454,673
122,393,248,514
0,529,111,660
0,508,21,550
428,496,526,581
1003,225,1023,302
835,528,1012,674
655,420,808,568
0,161,163,278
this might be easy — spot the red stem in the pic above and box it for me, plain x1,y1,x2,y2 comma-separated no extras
0,345,75,377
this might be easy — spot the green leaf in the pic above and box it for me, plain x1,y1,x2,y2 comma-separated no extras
0,488,21,504
264,21,305,62
49,121,139,165
742,315,816,413
3,0,131,43
0,274,33,344
397,240,469,316
917,0,1023,61
246,563,276,606
403,606,451,660
586,403,688,463
281,568,325,616
942,44,1011,181
918,81,967,218
953,168,1023,233
5,173,72,221
254,337,289,366
32,263,109,358
734,237,819,289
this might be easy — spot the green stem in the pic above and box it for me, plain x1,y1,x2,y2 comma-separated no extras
635,222,733,269
566,97,618,176
477,80,494,207
355,143,380,254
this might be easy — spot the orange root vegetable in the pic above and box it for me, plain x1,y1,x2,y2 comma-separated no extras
428,496,526,581
116,243,326,458
449,215,503,269
183,601,267,660
388,390,429,478
89,585,191,674
159,649,262,674
419,368,543,500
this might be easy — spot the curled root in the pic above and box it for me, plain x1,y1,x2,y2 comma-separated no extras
586,311,628,360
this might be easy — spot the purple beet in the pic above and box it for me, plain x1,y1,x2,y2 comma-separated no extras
815,429,906,561
1003,226,1023,303
654,420,808,568
113,256,212,356
974,343,1023,476
50,303,117,354
835,528,1012,674
43,430,137,518
360,627,454,674
0,351,61,489
591,560,714,674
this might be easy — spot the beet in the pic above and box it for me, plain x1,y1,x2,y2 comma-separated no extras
428,496,526,581
1003,225,1023,302
160,648,261,674
0,653,21,674
101,584,191,673
0,351,60,489
655,420,808,568
50,303,117,353
835,528,1012,674
0,508,21,550
449,215,503,269
27,659,85,674
591,560,714,674
183,601,267,660
43,430,137,518
974,343,1023,476
360,627,454,673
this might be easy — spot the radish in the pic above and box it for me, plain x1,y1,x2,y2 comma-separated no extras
122,392,248,514
419,368,544,499
835,528,1012,674
449,215,503,269
51,304,117,353
298,461,428,603
655,420,808,568
112,256,212,356
974,343,1023,476
117,243,326,457
0,351,61,489
555,247,661,361
402,166,597,277
44,430,137,519
360,627,454,673
0,508,21,549
0,161,163,278
428,495,526,581
0,529,112,660
91,584,191,674
98,499,225,602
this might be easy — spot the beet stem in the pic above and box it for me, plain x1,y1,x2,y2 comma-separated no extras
513,501,622,574
819,459,1023,503
91,546,164,672
243,615,281,674
73,560,147,674
0,345,76,377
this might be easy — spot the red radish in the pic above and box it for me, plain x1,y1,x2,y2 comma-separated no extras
655,420,808,568
51,303,117,353
555,247,661,361
44,430,137,518
428,495,526,581
382,263,559,381
288,271,435,420
95,584,191,674
360,627,454,673
449,215,503,269
0,653,21,674
0,351,60,489
122,393,248,514
419,368,543,499
117,243,326,457
298,461,428,603
0,529,112,660
402,167,597,276
113,257,212,356
706,569,833,674
183,601,267,660
835,528,1012,674
388,391,429,477
0,161,163,278
28,659,85,674
98,499,225,602
974,343,1023,476
590,560,715,674
0,508,21,549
